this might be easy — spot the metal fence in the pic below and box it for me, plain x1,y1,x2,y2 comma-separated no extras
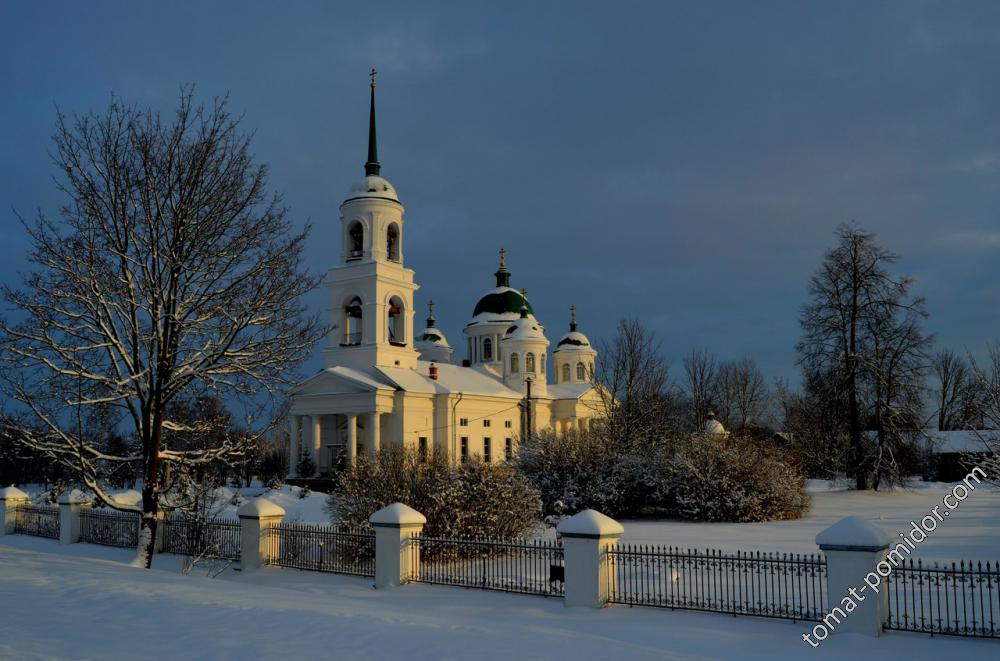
408,535,565,597
162,517,241,561
608,545,827,622
12,504,60,539
266,522,375,577
886,558,999,638
79,509,140,548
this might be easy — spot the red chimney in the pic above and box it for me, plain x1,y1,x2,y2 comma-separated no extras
429,363,438,380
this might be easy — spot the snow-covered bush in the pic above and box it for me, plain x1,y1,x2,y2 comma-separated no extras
329,445,541,539
666,434,809,522
518,428,808,522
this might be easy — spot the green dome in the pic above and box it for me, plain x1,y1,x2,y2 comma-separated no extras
472,287,534,318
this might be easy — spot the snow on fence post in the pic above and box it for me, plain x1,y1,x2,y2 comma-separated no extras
0,486,29,535
370,503,426,589
556,509,624,608
815,516,891,637
238,499,285,572
58,490,90,545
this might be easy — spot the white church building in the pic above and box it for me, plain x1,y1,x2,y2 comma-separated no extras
286,75,601,477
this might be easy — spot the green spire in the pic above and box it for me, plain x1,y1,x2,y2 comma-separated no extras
365,68,380,177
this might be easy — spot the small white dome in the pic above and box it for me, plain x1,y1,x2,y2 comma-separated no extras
704,414,728,437
503,311,548,343
345,175,399,202
554,331,592,353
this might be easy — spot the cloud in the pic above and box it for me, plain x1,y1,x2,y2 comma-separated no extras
940,230,1000,251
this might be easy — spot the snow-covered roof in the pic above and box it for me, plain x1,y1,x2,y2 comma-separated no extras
416,326,450,347
377,362,524,398
343,175,399,203
503,313,548,343
923,431,997,454
548,383,594,401
555,330,592,351
468,287,534,326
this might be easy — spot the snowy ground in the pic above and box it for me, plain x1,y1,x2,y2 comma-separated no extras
0,535,997,661
619,479,1000,562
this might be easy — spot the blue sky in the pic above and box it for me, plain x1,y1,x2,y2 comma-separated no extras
1,1,998,385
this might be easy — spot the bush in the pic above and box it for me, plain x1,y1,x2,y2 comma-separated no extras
329,445,542,539
518,428,809,522
666,433,809,522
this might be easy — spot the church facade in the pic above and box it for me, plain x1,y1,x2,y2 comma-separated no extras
286,76,601,477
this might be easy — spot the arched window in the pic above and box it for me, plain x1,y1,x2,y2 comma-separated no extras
344,297,363,345
388,296,405,345
526,353,536,373
386,223,400,261
347,222,364,260
510,353,519,373
483,338,493,361
561,363,570,383
540,353,546,374
576,362,586,381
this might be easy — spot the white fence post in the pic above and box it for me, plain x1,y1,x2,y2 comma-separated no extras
58,490,91,545
815,516,891,638
238,499,285,572
370,503,426,588
0,486,29,535
557,509,624,608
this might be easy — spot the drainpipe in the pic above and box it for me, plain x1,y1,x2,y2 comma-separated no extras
451,392,463,464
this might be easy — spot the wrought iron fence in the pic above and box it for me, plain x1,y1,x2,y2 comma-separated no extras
162,517,241,561
886,558,999,638
12,504,60,539
79,509,140,548
408,535,565,597
608,545,827,622
266,522,375,577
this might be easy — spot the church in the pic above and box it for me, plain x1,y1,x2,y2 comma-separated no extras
286,74,602,477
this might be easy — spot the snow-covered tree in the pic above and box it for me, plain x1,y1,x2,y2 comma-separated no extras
0,91,323,567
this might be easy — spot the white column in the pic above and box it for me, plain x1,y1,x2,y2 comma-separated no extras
371,412,381,455
238,499,286,572
0,486,29,535
815,516,891,638
557,509,624,608
370,503,426,588
58,490,90,545
311,415,323,473
347,414,358,467
287,416,299,478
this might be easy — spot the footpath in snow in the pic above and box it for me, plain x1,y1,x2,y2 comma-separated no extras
0,535,997,661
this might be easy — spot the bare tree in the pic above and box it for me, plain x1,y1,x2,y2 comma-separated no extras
682,348,718,430
864,302,930,489
931,349,981,431
0,91,324,567
592,317,675,453
797,223,926,489
719,357,770,432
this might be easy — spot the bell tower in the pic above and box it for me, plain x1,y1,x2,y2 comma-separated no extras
323,70,420,371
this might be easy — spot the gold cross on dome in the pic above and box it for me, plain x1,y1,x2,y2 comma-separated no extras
570,304,577,324
499,247,507,269
428,300,435,317
369,68,377,88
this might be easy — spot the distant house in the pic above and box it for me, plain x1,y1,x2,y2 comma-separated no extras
921,430,997,482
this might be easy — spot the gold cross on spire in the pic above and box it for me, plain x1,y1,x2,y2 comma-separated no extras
499,247,507,269
428,299,435,318
521,288,528,299
570,304,577,324
369,67,377,88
